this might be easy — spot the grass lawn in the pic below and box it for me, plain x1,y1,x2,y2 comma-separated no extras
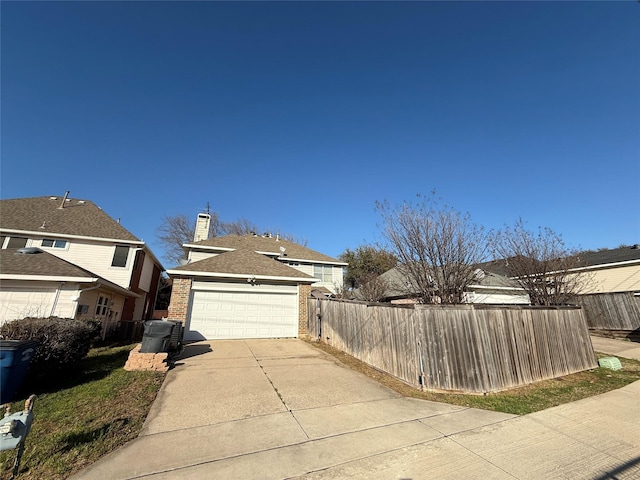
310,341,640,415
0,344,164,480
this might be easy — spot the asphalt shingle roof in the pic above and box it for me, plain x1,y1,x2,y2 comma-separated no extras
187,234,343,264
0,248,96,278
171,249,316,280
578,245,640,267
0,196,140,242
0,248,138,296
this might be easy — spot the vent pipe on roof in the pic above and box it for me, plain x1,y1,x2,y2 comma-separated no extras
16,247,43,255
58,191,70,209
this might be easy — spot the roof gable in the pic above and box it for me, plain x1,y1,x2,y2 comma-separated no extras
170,249,316,280
185,234,344,264
0,196,140,242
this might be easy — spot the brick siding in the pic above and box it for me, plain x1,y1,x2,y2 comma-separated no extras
298,284,312,336
167,277,192,325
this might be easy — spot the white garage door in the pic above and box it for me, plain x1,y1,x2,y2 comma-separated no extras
187,285,298,340
0,287,56,325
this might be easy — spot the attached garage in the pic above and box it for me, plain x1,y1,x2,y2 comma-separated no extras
0,286,57,323
186,282,298,340
166,245,330,341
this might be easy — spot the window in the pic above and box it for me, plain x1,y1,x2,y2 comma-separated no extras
313,264,333,283
41,239,67,249
111,246,129,267
95,296,110,316
6,237,27,249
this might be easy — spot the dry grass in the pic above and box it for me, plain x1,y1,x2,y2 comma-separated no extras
309,340,640,415
0,345,164,480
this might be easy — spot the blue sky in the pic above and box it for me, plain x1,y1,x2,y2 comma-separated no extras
2,1,638,264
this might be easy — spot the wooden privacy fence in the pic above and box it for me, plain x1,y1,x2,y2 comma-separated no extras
308,299,597,394
576,292,640,333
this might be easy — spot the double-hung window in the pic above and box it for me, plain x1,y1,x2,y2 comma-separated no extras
313,265,333,283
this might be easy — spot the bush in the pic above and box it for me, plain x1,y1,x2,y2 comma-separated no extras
0,317,100,376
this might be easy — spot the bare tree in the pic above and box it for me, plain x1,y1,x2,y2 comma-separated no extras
156,214,197,265
376,194,490,304
222,218,258,236
355,272,390,302
156,213,223,265
492,220,591,305
157,213,306,265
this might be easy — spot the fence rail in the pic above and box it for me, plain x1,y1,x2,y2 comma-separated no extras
308,299,597,394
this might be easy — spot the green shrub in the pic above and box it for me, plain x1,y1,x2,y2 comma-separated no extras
0,316,99,375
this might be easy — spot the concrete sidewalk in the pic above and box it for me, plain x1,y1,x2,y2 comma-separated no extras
71,338,640,480
591,335,640,361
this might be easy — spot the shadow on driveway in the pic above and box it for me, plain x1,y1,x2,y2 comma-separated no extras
175,343,213,360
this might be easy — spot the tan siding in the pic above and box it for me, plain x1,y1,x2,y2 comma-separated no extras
583,264,640,293
53,283,83,318
34,238,134,288
188,251,219,262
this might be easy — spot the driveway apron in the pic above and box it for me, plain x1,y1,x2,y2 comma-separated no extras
70,338,639,480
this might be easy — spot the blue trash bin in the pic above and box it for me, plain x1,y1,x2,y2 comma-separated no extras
0,340,38,405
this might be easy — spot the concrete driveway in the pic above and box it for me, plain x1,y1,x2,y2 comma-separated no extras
72,338,640,480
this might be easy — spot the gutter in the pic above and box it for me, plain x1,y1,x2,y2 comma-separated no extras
165,269,318,283
0,228,145,247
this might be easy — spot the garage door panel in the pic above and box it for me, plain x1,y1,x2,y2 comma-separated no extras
187,288,298,340
0,288,57,324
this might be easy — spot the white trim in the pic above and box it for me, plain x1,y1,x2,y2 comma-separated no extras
0,275,139,297
181,244,346,266
0,275,99,282
567,259,640,273
166,269,316,283
192,282,298,294
183,244,234,252
0,228,145,246
511,259,640,279
277,256,348,266
467,284,525,292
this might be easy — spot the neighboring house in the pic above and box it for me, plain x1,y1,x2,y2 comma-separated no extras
0,195,164,329
359,263,530,305
166,214,347,340
0,248,137,336
572,244,640,295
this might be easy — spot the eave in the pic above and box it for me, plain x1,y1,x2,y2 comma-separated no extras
166,269,318,283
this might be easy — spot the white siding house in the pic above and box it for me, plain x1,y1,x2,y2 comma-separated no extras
0,195,163,327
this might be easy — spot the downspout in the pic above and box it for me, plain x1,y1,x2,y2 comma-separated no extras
71,283,102,317
49,282,65,317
